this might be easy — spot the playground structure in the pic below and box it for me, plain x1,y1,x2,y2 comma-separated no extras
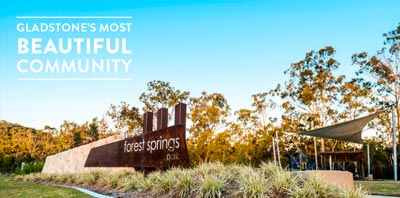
290,110,398,181
320,151,365,178
290,151,313,171
290,151,364,177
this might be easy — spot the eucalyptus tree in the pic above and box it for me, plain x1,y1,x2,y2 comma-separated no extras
188,91,230,163
59,120,78,149
329,78,376,151
139,80,190,112
279,46,345,168
87,117,99,140
106,101,142,137
352,23,400,143
250,92,280,164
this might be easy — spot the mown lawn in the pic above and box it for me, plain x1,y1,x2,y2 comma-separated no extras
0,175,91,198
356,180,400,196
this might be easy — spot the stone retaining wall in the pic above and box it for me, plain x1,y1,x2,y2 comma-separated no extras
42,134,133,174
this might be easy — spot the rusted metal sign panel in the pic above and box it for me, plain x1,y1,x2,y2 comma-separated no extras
84,124,190,168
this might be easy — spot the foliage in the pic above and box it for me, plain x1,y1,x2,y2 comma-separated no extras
139,80,190,112
106,101,142,136
188,92,231,163
352,23,400,146
236,166,268,197
281,46,344,132
87,118,99,140
15,161,44,175
17,162,368,198
0,119,111,173
279,46,345,160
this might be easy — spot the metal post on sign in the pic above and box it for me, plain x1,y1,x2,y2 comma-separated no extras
392,105,398,181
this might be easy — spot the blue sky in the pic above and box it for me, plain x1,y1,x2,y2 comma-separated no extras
0,0,399,129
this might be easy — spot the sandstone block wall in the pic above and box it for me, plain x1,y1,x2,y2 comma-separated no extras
42,134,133,174
295,170,354,190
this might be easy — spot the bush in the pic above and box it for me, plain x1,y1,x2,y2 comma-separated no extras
237,166,268,198
139,171,162,191
16,161,44,175
121,171,144,192
14,162,369,198
170,169,192,198
193,173,226,198
260,162,299,197
150,169,176,196
1,155,16,173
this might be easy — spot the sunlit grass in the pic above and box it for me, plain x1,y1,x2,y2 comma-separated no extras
1,175,90,198
356,180,400,196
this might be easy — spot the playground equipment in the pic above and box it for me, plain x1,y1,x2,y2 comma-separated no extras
290,151,313,171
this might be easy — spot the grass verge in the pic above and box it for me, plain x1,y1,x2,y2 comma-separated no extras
355,180,400,196
0,174,91,198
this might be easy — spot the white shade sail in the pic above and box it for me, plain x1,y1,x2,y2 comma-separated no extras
299,112,383,144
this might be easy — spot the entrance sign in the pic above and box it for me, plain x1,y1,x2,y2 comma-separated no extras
84,103,190,169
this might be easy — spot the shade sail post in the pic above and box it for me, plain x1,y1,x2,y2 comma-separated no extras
367,144,371,176
272,138,276,165
275,131,281,167
314,137,318,170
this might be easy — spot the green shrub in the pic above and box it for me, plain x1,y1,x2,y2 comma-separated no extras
288,174,340,198
13,162,369,198
55,173,74,183
237,166,268,198
41,173,57,182
139,171,162,191
341,185,368,198
94,171,110,187
151,169,176,196
21,173,44,183
106,171,125,188
259,162,298,197
170,169,192,198
1,155,16,173
73,173,85,185
112,170,133,189
259,161,281,177
121,171,144,192
16,161,44,175
82,171,103,186
193,161,227,178
193,173,226,198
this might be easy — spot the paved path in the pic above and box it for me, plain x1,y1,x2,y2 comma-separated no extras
60,185,113,198
369,195,399,198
